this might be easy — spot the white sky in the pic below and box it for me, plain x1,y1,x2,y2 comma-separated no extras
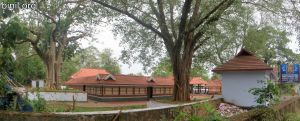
79,26,145,75
79,24,299,76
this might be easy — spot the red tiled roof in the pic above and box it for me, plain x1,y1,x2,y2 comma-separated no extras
212,49,272,72
207,80,222,87
65,74,174,86
71,68,109,79
190,77,208,85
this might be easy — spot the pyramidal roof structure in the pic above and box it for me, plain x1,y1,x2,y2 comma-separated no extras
212,49,272,72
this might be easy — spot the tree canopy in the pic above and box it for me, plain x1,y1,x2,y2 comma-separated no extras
92,0,300,101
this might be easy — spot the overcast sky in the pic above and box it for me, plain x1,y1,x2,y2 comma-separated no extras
79,25,145,75
79,24,299,76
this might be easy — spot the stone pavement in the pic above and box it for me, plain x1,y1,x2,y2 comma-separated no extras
147,100,173,108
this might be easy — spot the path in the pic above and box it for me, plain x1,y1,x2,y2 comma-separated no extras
147,100,173,108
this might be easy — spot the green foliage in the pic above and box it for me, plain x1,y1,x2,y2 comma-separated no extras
61,47,121,81
282,113,300,121
198,103,224,121
13,45,46,84
247,108,279,121
152,57,173,77
152,57,209,80
279,84,293,95
174,103,225,121
30,93,46,112
249,80,280,106
99,49,121,74
61,61,78,82
0,79,7,96
0,17,28,48
244,26,293,64
0,48,14,72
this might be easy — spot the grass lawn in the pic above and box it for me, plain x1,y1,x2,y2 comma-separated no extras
46,102,146,112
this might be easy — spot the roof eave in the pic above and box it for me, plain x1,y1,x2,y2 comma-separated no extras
212,68,273,73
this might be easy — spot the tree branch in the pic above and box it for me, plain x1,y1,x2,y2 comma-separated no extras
157,0,173,42
34,9,57,23
193,37,210,52
68,33,88,42
193,0,234,41
92,0,165,40
188,0,232,33
168,0,177,40
177,0,193,43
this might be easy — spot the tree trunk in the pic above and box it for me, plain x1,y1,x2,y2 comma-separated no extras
171,40,194,101
54,35,67,89
45,34,56,89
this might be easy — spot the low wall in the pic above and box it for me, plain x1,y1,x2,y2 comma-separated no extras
230,96,300,121
0,98,223,121
27,92,87,102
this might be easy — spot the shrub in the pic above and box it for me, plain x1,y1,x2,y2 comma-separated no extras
30,93,46,112
279,84,293,95
175,103,226,121
249,80,280,106
246,108,279,121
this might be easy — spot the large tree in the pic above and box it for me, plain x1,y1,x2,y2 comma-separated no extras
194,1,300,68
61,47,121,81
14,0,101,88
92,0,235,101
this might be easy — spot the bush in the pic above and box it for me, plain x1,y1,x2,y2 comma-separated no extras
279,84,293,95
249,80,280,106
30,93,46,112
174,103,226,121
246,108,279,121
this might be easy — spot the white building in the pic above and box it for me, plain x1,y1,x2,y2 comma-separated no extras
212,49,274,107
31,80,44,88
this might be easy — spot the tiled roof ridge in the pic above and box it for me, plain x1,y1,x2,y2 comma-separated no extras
113,74,148,77
212,49,272,72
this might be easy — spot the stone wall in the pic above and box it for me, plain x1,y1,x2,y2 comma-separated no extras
230,96,300,121
0,99,223,121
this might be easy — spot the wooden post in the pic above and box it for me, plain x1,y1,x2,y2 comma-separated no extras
102,85,105,96
118,86,120,95
133,87,135,95
198,84,200,94
138,87,141,94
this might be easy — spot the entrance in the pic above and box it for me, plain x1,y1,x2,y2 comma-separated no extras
147,86,153,100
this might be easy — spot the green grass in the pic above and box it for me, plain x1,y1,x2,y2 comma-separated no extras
283,113,300,121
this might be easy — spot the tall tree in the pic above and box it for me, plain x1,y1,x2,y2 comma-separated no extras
99,49,121,74
61,47,121,81
92,0,235,101
13,0,101,88
13,43,46,84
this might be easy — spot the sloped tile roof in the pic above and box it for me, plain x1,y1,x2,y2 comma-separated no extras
70,68,109,79
212,49,272,72
65,74,174,86
190,77,208,85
